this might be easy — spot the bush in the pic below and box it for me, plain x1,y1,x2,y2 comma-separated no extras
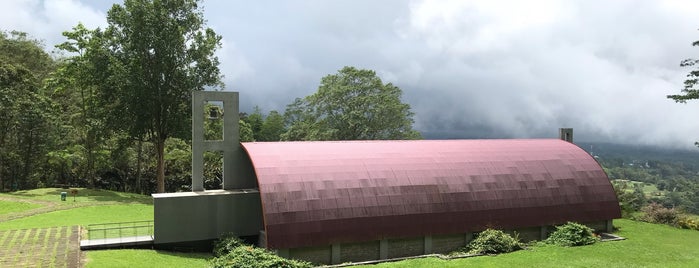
213,233,245,257
211,234,312,268
465,228,522,254
641,203,679,226
677,216,699,231
210,246,312,268
546,222,598,247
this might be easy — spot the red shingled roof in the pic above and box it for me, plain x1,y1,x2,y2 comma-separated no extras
241,139,621,249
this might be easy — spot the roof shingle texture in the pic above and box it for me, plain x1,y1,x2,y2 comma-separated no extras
241,139,621,249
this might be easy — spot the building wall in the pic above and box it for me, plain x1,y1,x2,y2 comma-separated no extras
431,233,469,253
387,237,424,259
282,221,614,265
153,190,263,244
584,220,614,233
288,245,331,265
340,241,380,263
506,226,542,242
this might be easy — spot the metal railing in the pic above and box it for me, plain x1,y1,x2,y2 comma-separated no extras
86,220,154,242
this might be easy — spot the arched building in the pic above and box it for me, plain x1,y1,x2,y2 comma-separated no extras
152,92,621,265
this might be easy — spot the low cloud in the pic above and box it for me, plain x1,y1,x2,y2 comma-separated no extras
5,0,699,148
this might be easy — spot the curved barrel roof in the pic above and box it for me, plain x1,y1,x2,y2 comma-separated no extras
242,139,621,249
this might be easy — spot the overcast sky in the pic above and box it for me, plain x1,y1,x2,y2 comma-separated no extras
2,0,699,147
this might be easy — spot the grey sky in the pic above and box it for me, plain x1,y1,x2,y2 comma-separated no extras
2,0,699,147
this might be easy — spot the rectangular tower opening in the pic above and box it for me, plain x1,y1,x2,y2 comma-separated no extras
204,101,224,141
203,150,224,190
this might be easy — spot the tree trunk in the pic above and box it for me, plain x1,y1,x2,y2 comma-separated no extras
21,129,35,189
136,139,143,194
0,152,3,191
86,140,95,189
156,138,166,193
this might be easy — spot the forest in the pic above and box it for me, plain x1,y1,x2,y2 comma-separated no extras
585,142,699,214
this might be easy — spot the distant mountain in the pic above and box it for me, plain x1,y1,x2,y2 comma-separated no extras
576,142,699,169
423,130,699,169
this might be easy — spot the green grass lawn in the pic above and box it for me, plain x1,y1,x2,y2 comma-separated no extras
359,219,699,268
1,188,153,205
85,249,211,268
0,188,154,229
0,188,210,267
0,204,153,230
0,200,42,215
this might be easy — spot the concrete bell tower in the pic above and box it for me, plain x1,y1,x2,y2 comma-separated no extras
152,91,261,247
559,128,573,143
191,91,253,191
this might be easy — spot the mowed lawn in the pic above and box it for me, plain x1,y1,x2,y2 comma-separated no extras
0,204,153,230
85,249,211,268
0,188,211,268
359,219,699,268
0,200,42,215
0,188,154,230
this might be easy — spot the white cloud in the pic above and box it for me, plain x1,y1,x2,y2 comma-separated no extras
405,0,570,54
0,0,106,47
4,0,699,147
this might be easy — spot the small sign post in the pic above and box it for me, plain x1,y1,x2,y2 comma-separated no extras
69,189,78,202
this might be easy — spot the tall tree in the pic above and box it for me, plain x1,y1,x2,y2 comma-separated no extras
53,23,112,188
282,66,421,141
668,35,699,146
0,31,57,190
90,0,223,193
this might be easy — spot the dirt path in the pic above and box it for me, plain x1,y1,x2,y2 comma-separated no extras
0,226,82,268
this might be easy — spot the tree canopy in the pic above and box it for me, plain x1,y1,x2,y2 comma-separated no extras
668,37,699,103
668,34,699,147
57,0,223,193
0,31,56,191
241,107,285,141
282,66,421,141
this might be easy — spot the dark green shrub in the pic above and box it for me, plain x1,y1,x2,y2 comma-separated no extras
210,246,312,268
211,233,312,268
213,233,245,257
546,222,598,247
465,228,522,254
641,203,679,226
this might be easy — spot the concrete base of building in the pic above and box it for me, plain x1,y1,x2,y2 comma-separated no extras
275,220,615,265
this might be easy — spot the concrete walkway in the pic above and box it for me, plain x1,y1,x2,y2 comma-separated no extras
0,226,82,268
80,235,153,250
